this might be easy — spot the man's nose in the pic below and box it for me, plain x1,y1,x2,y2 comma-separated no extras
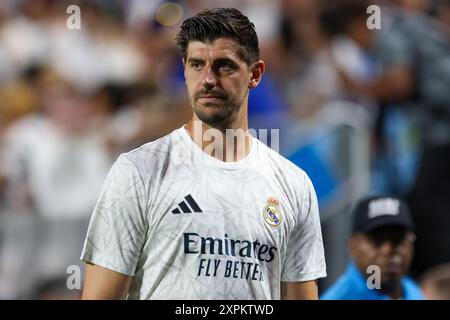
202,67,218,88
379,241,396,254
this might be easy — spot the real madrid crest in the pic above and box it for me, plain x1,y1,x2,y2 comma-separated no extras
263,197,283,227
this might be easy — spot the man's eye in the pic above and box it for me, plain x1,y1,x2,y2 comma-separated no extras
219,64,233,72
191,63,202,70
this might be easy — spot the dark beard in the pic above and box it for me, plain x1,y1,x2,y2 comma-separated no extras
191,87,247,129
193,102,237,128
380,278,402,298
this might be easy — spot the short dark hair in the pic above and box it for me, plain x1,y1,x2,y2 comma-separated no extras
319,0,369,37
175,8,260,66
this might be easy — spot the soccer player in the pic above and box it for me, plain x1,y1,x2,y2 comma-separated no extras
80,7,326,300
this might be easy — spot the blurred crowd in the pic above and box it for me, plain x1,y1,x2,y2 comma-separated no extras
0,0,449,299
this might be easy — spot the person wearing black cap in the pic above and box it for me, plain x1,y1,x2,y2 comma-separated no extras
321,196,424,299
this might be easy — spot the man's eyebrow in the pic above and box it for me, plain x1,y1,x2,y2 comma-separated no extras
186,57,204,64
186,57,239,65
213,58,239,66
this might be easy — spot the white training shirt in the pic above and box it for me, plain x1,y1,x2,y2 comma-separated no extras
80,126,326,299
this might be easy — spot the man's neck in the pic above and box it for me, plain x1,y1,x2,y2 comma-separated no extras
185,119,252,162
353,263,404,299
380,279,403,300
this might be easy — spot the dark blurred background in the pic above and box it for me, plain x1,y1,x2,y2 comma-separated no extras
0,0,449,299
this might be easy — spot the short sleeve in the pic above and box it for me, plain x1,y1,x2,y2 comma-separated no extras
281,174,327,282
80,154,148,276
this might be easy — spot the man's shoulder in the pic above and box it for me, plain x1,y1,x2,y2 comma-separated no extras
320,263,367,300
113,127,185,178
402,276,425,300
320,273,354,300
253,138,310,181
124,127,184,163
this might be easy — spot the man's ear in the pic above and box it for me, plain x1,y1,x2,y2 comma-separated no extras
348,235,359,258
248,60,265,89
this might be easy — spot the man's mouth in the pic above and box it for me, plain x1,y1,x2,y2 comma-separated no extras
382,256,404,274
198,95,226,102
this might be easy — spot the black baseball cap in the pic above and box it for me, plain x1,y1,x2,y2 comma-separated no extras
351,195,414,234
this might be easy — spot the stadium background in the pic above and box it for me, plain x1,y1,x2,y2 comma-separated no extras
0,0,449,299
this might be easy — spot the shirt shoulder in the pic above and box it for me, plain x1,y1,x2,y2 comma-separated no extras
252,138,315,204
122,127,186,178
320,273,355,300
253,138,310,182
402,276,424,300
320,263,371,300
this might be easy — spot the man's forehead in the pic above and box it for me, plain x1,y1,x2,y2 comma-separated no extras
186,38,242,60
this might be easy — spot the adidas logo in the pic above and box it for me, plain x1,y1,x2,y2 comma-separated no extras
172,194,203,214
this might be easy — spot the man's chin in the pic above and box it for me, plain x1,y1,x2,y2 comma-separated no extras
193,107,233,126
381,272,402,285
199,116,230,127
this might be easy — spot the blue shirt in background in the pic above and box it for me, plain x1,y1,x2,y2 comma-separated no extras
320,261,424,300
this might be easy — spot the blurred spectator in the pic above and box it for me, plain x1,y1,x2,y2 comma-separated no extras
46,1,146,94
377,0,450,278
286,0,378,119
0,80,39,132
104,80,191,152
0,0,190,299
420,263,450,300
321,196,423,299
0,0,53,82
0,70,112,218
326,0,450,278
275,0,326,88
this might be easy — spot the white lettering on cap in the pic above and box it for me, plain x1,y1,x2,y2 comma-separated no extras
367,198,400,219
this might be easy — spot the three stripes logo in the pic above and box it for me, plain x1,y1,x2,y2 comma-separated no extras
172,194,203,214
